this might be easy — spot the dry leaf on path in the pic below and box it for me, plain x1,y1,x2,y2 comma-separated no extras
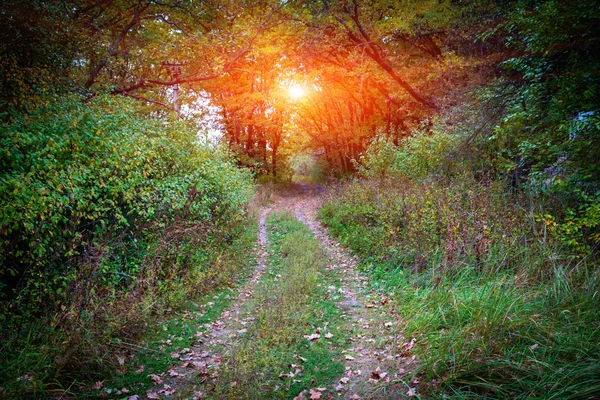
402,338,416,351
304,333,321,341
148,374,163,385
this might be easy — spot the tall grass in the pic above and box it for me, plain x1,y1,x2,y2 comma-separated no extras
319,133,600,398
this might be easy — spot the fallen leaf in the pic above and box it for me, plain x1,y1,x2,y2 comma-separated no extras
117,356,125,366
350,395,361,400
135,365,145,373
293,394,307,400
309,389,322,399
324,332,333,339
335,384,345,391
340,377,350,384
192,390,205,399
370,370,388,381
345,355,355,361
304,333,321,341
407,387,417,397
530,343,538,351
91,381,104,390
148,374,163,385
147,391,160,399
128,395,140,400
402,338,417,351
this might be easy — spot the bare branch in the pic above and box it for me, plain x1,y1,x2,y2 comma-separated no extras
335,4,438,110
84,2,151,89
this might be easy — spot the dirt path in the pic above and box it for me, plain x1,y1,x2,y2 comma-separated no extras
144,184,418,399
292,184,419,399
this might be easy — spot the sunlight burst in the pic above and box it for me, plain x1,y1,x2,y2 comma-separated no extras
287,84,307,100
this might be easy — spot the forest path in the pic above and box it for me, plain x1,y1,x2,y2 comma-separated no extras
290,184,419,399
144,183,417,399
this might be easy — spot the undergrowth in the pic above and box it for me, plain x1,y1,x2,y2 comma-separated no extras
0,94,254,398
2,221,257,398
319,131,600,398
213,212,346,399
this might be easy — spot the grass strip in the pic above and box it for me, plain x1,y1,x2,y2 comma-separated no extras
212,211,346,399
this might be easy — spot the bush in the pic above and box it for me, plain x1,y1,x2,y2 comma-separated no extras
358,127,463,180
0,94,254,393
319,128,600,397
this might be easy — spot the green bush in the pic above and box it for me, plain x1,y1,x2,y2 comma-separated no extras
358,127,463,180
320,116,600,397
0,94,253,393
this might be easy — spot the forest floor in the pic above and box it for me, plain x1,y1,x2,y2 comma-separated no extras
108,184,420,399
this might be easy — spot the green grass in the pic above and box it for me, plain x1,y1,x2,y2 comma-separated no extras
212,212,347,399
320,177,600,398
0,221,258,399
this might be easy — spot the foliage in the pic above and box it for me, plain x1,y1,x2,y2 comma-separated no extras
321,172,600,397
358,126,463,179
485,0,600,254
81,223,258,399
0,93,254,396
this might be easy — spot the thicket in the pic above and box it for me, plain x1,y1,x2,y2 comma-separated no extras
0,94,254,396
321,128,600,397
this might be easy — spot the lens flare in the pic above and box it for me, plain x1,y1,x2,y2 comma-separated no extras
287,84,306,100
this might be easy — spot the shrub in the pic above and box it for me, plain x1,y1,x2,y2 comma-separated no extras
320,126,600,397
0,93,254,392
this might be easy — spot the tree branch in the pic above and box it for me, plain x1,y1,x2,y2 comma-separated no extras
84,2,150,89
335,3,439,110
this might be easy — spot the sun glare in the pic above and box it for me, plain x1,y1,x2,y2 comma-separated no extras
287,84,306,100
